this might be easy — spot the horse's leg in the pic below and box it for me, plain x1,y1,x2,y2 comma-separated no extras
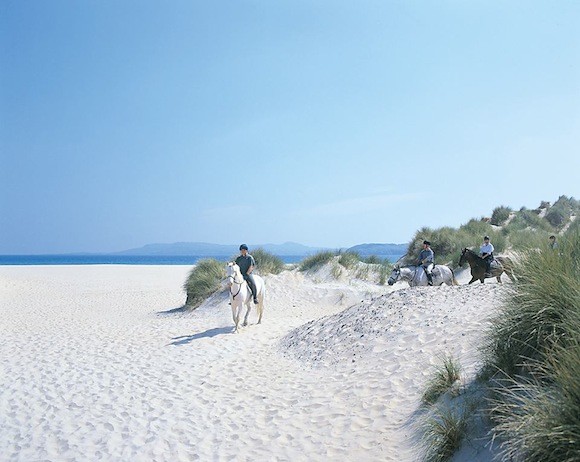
243,301,251,327
232,304,240,333
496,273,502,283
468,271,477,284
256,292,264,324
243,285,253,326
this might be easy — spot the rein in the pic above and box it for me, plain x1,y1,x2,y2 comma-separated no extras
226,274,246,299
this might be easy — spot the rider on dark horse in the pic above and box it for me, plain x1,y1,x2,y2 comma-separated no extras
480,236,494,277
235,244,259,304
417,240,435,286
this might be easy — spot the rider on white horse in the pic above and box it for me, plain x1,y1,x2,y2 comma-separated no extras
235,244,258,304
417,240,434,286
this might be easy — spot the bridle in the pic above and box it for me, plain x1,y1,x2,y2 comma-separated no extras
225,266,245,299
392,267,401,281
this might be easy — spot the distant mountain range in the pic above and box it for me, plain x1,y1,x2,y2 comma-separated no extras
346,243,408,256
114,241,407,257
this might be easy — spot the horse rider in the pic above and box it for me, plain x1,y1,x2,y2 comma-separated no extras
417,240,434,286
480,236,494,277
235,244,258,304
549,235,558,250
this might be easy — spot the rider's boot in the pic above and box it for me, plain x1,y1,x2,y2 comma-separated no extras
485,263,492,278
427,272,433,286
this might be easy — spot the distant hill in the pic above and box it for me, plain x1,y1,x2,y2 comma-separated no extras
346,243,408,256
114,241,329,257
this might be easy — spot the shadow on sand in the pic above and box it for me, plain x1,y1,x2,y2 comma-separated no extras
168,326,232,346
157,306,189,316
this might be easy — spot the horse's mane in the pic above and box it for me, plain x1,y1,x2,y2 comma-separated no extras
464,248,484,260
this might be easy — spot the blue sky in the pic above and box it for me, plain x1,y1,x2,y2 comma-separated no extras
1,1,579,253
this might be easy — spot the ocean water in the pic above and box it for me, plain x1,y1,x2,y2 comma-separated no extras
0,254,404,266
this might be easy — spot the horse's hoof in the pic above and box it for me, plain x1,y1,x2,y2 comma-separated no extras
242,322,248,327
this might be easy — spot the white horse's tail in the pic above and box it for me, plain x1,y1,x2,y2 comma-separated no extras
451,268,459,285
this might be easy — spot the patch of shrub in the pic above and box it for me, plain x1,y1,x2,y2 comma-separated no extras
482,229,580,378
505,209,554,233
545,205,569,229
422,355,462,405
251,248,285,275
553,195,580,213
490,341,580,462
338,251,360,269
491,206,512,226
378,262,392,285
183,259,226,308
507,229,551,251
364,255,382,264
299,251,335,272
419,405,469,462
459,218,494,237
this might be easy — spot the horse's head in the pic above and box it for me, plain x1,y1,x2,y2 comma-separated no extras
387,265,401,286
458,248,468,267
226,262,240,281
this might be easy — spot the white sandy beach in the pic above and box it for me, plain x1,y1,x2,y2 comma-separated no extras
0,263,507,461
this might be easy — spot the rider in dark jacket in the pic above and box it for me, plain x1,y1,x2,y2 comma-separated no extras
417,240,435,286
235,244,258,304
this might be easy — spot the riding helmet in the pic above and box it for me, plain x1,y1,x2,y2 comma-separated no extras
239,244,249,251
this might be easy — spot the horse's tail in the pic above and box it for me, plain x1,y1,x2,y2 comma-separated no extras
451,268,459,285
497,257,516,282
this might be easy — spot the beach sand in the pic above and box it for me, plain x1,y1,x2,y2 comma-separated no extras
0,264,507,461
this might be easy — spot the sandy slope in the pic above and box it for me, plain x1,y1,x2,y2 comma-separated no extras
0,264,507,461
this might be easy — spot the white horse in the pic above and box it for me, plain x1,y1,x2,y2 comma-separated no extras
226,262,265,333
387,264,457,287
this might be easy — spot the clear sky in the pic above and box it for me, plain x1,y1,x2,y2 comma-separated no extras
1,1,579,254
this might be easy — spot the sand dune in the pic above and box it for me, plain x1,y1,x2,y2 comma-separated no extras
0,264,507,461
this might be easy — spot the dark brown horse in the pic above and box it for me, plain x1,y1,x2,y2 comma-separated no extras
459,248,515,284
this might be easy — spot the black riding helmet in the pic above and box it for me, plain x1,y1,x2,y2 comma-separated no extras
239,244,249,251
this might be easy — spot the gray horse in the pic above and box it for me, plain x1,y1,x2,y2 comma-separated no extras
387,264,457,287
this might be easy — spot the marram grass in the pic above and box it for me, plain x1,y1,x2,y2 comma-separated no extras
422,355,462,405
489,342,580,462
299,251,335,272
482,230,580,378
338,251,360,269
183,259,225,308
420,405,469,462
251,248,285,275
483,228,580,461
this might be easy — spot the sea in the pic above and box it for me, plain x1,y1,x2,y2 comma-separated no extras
0,254,404,266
